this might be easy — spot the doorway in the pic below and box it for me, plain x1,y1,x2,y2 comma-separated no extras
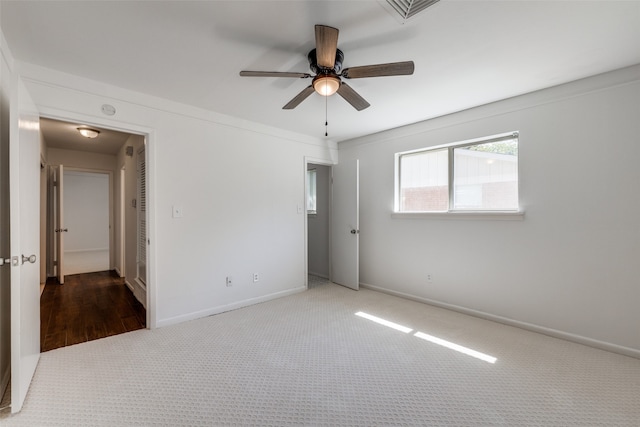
39,117,148,349
306,161,332,286
60,169,110,276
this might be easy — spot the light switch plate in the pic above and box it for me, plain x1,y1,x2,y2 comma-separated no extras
172,205,183,218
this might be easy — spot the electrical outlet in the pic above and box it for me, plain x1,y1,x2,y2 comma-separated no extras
253,273,259,283
226,276,233,287
427,274,433,283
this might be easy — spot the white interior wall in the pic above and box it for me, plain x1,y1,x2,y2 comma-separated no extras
63,171,109,252
46,147,116,171
339,65,640,355
19,62,337,329
307,164,331,278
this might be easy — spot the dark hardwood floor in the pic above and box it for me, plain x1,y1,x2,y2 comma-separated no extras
40,270,146,352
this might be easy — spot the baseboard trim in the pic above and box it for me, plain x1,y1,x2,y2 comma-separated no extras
114,267,123,278
157,286,307,328
360,282,640,360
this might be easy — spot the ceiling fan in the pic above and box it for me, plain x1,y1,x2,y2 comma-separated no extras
239,25,415,111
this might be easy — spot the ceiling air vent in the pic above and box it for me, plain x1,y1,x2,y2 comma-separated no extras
382,0,440,23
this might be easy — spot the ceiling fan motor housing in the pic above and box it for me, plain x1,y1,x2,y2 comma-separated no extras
308,48,344,74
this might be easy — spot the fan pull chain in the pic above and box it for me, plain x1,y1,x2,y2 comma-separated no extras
325,94,328,137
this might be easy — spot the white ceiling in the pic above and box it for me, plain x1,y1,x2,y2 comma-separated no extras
2,1,640,143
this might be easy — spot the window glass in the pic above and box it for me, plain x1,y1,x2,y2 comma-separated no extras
397,133,519,213
307,169,317,214
453,139,518,210
399,149,448,212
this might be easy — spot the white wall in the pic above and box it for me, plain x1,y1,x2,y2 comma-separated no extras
307,164,331,278
339,65,640,355
18,62,337,329
63,171,109,251
47,147,116,171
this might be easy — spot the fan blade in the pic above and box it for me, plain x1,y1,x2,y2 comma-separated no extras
342,61,414,79
283,85,315,110
240,71,311,78
336,83,370,111
315,25,339,69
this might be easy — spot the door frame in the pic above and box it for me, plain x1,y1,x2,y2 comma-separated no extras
303,157,335,288
38,111,156,329
51,167,114,279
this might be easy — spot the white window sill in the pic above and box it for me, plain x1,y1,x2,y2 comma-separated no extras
391,211,525,221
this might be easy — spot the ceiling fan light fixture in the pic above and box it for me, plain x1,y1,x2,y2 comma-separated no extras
77,127,100,139
313,75,341,96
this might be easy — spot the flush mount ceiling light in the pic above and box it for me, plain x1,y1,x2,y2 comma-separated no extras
77,127,100,139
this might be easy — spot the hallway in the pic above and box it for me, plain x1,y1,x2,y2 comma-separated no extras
40,271,146,352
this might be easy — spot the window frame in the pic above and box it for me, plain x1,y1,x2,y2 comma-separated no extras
306,168,317,216
394,132,523,219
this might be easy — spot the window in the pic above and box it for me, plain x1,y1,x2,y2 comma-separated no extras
307,168,317,214
397,133,519,213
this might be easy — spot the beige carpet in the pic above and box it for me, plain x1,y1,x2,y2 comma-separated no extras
1,277,638,426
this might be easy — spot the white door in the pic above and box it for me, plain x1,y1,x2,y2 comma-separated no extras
331,159,359,290
63,170,109,276
55,165,65,284
10,80,41,413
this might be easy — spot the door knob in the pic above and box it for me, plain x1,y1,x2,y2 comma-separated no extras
21,254,37,264
350,229,359,234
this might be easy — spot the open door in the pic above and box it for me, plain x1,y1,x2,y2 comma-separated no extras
331,159,359,290
55,165,65,284
10,80,41,413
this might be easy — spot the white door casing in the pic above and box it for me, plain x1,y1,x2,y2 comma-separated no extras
10,79,41,413
331,159,359,290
